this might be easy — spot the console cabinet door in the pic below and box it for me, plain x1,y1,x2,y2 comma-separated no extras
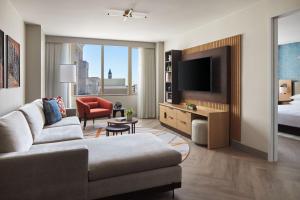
175,109,191,134
159,105,168,124
165,107,176,127
176,119,191,134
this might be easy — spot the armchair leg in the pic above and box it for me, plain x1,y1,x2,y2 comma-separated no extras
79,118,82,123
83,118,87,130
93,118,95,126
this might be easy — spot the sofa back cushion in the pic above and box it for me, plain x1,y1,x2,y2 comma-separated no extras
33,99,46,125
0,111,33,153
19,102,45,141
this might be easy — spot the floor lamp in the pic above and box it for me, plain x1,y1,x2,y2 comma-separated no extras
59,64,77,108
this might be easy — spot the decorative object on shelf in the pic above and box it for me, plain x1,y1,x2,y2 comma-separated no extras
166,72,171,82
186,103,197,111
168,55,172,61
114,101,122,109
167,85,171,92
113,102,125,117
6,36,20,88
59,64,77,108
166,64,172,71
125,108,134,121
0,30,4,88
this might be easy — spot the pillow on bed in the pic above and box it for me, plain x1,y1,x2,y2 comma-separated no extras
290,94,300,100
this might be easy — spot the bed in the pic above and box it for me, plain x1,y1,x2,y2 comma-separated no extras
278,94,300,136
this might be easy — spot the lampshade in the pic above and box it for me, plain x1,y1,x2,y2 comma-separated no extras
59,64,77,83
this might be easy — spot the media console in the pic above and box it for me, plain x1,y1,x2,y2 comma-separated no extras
159,103,229,149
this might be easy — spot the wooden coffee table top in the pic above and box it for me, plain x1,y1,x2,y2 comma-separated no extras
107,117,138,125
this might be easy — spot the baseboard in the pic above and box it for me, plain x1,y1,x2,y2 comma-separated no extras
99,182,181,200
231,140,268,160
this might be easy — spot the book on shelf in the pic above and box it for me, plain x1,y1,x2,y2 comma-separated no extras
166,73,171,82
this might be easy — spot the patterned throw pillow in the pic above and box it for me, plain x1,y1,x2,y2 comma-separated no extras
43,99,62,125
56,96,67,117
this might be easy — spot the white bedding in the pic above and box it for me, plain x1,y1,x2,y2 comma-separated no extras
278,101,300,128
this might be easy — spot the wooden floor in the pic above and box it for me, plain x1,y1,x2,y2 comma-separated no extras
126,119,300,200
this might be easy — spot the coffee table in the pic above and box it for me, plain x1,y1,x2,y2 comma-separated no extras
107,118,138,133
105,125,130,136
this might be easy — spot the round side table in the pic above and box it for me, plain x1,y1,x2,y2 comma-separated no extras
107,118,138,133
105,124,130,136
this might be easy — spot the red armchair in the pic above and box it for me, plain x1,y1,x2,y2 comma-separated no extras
76,97,113,129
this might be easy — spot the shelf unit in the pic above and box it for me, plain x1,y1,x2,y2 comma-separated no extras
164,50,182,104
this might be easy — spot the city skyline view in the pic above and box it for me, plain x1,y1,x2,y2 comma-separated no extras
83,44,139,85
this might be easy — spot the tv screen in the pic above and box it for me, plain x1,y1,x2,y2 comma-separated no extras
178,57,212,91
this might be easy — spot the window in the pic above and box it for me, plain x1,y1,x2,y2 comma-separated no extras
73,44,101,95
71,43,138,96
132,48,139,94
104,46,128,95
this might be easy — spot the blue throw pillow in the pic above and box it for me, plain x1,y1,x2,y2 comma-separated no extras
43,99,62,125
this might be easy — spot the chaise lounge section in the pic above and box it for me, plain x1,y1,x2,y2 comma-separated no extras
0,100,182,200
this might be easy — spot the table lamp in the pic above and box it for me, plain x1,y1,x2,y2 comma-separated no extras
59,64,77,108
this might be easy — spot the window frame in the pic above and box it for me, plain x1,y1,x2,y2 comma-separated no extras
75,44,137,96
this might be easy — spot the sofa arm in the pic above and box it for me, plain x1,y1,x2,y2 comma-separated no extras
0,146,88,200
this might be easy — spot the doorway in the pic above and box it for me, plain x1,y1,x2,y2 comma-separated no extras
271,10,300,163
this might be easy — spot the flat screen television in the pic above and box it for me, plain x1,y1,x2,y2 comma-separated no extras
178,57,212,91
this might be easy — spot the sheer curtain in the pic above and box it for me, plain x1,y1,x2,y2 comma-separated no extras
45,43,71,102
137,48,156,118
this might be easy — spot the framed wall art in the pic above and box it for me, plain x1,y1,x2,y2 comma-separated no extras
6,35,20,88
0,29,4,88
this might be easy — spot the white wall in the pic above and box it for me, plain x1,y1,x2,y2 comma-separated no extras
41,29,45,98
165,0,300,153
278,10,300,44
25,24,43,103
0,0,25,116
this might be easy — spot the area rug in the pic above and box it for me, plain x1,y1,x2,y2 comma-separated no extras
84,125,190,161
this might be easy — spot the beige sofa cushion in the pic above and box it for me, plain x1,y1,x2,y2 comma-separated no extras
44,116,80,129
0,111,33,153
19,102,45,140
31,133,182,181
33,125,83,144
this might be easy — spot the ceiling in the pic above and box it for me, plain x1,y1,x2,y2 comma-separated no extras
278,10,300,45
10,0,259,42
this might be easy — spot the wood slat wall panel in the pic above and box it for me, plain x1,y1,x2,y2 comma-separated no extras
182,35,241,141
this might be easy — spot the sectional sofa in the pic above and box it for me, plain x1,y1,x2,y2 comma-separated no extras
0,100,182,200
